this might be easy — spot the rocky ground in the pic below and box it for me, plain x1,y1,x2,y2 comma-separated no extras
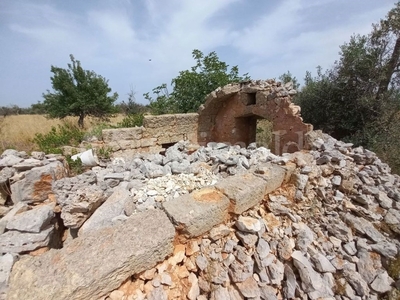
1,132,400,299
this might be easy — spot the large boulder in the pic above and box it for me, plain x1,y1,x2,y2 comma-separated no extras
7,209,175,300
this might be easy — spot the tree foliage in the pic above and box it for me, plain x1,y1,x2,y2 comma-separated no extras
42,55,118,128
145,50,250,114
296,2,400,172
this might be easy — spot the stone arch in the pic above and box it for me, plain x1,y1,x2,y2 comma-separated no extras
197,80,313,155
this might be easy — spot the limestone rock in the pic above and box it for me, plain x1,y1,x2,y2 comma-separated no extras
7,210,175,300
6,204,54,233
0,225,54,254
10,161,65,203
79,187,131,235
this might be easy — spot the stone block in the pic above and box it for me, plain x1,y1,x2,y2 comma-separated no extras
143,114,176,129
251,163,286,194
102,127,143,143
7,210,175,300
215,173,267,214
163,187,230,238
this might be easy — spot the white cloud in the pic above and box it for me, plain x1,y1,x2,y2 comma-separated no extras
0,0,396,106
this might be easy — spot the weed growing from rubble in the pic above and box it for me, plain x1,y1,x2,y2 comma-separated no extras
96,146,112,160
66,155,84,176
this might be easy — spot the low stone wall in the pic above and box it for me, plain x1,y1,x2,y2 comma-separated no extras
102,113,198,157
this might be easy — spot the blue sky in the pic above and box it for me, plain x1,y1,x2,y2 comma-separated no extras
0,0,396,107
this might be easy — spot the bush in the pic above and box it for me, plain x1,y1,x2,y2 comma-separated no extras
66,155,84,176
117,113,144,128
33,123,84,154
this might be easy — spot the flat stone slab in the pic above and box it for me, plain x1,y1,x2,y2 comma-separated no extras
0,225,54,254
163,187,230,237
7,209,175,300
252,163,287,194
79,187,131,236
215,172,268,214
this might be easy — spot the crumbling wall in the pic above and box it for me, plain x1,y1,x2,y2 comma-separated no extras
198,80,313,154
102,113,198,157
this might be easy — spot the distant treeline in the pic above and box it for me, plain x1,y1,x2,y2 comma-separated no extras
0,101,149,117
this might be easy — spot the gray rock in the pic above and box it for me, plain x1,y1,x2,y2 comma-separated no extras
11,161,66,203
342,213,385,242
210,285,230,300
7,210,175,300
228,259,254,283
296,222,314,252
356,248,381,284
79,187,131,235
292,174,308,191
268,259,284,285
0,225,54,253
236,231,258,248
0,155,23,168
291,251,324,293
57,185,106,229
343,241,357,256
0,202,29,235
195,255,208,271
283,264,296,299
31,152,46,160
260,285,278,300
171,160,191,174
376,191,393,209
0,253,17,297
6,204,54,233
343,268,370,297
257,238,270,259
235,216,262,233
370,271,394,294
331,175,342,186
13,159,44,171
234,276,260,298
311,253,336,273
371,241,398,258
140,161,165,178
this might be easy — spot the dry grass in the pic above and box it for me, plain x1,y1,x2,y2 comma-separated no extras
0,114,125,153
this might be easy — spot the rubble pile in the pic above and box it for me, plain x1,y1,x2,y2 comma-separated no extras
1,132,400,299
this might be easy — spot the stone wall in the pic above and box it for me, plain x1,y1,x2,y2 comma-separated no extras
102,113,198,157
198,80,313,155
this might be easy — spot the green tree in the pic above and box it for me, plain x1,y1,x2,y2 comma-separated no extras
296,2,400,172
145,49,250,114
42,55,118,128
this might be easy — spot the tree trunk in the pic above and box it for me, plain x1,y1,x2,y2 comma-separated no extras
376,36,400,100
78,113,84,128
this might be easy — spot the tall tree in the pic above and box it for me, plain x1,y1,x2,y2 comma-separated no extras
43,55,118,128
145,49,250,114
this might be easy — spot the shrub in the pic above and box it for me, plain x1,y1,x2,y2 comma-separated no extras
96,146,112,160
66,155,84,176
33,123,84,154
117,113,144,128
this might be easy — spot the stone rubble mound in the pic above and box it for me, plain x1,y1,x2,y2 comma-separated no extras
1,133,400,299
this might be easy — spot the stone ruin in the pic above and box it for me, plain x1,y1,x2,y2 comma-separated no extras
197,80,312,155
100,80,312,158
1,80,400,300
